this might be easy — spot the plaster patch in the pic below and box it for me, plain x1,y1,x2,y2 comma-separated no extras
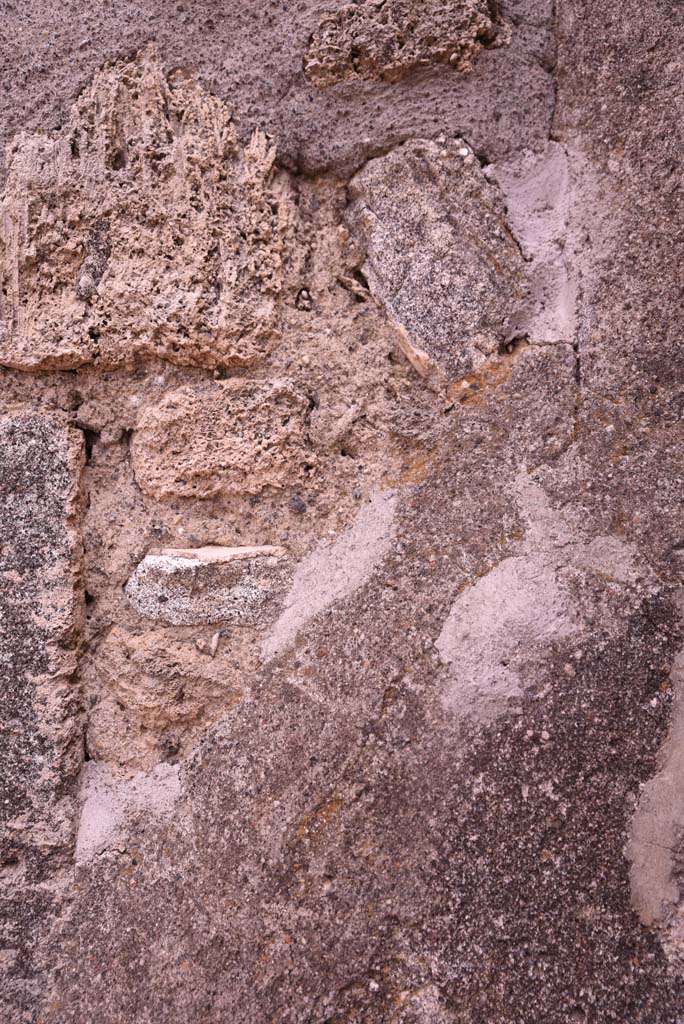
262,489,397,661
437,470,641,721
627,648,684,930
436,555,575,720
491,142,576,346
75,761,181,864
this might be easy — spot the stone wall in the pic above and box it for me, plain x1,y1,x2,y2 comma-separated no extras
1,2,684,1022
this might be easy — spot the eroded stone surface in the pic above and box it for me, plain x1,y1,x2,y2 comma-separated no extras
304,0,506,87
0,1,556,180
0,47,290,371
347,139,526,377
130,379,309,500
83,626,249,771
125,546,291,626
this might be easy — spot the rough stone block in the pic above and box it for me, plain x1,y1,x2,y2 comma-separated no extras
130,378,309,500
0,411,83,1011
347,139,525,378
0,48,289,372
125,546,291,626
84,626,249,771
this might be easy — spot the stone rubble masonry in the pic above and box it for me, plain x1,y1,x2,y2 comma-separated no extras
124,545,291,626
2,2,684,1020
0,47,289,372
346,138,526,379
130,378,310,500
304,0,507,87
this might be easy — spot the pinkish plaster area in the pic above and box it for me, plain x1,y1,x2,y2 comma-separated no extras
75,762,182,864
436,470,643,722
262,488,398,661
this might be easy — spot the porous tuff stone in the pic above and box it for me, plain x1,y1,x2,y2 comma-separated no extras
130,378,309,500
346,139,526,378
124,546,291,626
304,0,506,87
0,47,289,372
0,411,83,1016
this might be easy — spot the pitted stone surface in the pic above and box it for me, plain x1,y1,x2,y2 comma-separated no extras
0,48,290,372
130,378,309,500
125,546,291,626
304,0,506,87
347,139,526,378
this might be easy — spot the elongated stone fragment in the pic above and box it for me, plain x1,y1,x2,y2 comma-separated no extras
124,546,291,626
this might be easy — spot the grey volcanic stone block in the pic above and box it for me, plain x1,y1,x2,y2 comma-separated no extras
347,139,526,378
124,546,291,626
0,411,84,1017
